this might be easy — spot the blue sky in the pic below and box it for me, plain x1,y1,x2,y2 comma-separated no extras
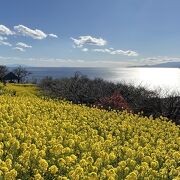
0,0,180,67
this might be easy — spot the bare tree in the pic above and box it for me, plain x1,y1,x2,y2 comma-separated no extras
0,65,8,82
13,66,31,83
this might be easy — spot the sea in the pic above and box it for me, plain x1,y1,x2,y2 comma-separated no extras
25,67,180,94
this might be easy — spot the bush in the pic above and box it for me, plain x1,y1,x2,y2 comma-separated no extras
39,73,116,104
94,91,131,112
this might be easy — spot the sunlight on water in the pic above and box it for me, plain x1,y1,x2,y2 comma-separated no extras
114,68,180,93
137,68,180,88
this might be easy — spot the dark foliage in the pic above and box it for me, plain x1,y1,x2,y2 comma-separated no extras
0,65,8,82
39,72,116,104
13,66,31,83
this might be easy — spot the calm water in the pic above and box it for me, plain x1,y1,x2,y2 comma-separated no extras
27,67,180,93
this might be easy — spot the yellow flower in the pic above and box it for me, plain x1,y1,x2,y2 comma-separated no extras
118,161,126,169
88,172,98,179
0,90,179,179
173,151,180,161
80,159,88,167
4,169,17,180
125,171,138,180
49,165,58,174
34,173,43,180
39,159,48,172
39,150,46,157
57,176,68,180
0,133,4,141
150,161,159,170
1,167,8,173
5,159,12,169
109,152,116,161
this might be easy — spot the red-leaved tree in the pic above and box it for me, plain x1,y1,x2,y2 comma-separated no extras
94,91,131,112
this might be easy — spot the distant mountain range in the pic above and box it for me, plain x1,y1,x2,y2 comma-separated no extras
7,64,32,68
131,61,180,68
6,61,180,68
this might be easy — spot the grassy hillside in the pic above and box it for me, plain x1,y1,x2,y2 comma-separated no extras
0,85,180,179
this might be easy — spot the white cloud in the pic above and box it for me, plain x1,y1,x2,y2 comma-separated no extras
0,37,12,46
0,24,58,41
82,48,88,52
0,41,12,46
0,36,7,41
13,47,25,52
16,42,32,48
0,25,14,35
93,48,111,53
111,50,139,56
71,35,107,47
93,48,139,57
14,25,47,40
49,33,58,38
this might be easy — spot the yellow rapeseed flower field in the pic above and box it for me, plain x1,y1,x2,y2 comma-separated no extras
4,84,39,97
0,85,180,179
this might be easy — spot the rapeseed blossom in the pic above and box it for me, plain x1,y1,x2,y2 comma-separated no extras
0,95,179,179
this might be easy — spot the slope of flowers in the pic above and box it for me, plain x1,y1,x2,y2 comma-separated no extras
4,84,38,97
0,95,180,179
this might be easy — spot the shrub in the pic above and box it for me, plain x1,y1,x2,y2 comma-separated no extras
94,91,131,112
39,73,116,104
